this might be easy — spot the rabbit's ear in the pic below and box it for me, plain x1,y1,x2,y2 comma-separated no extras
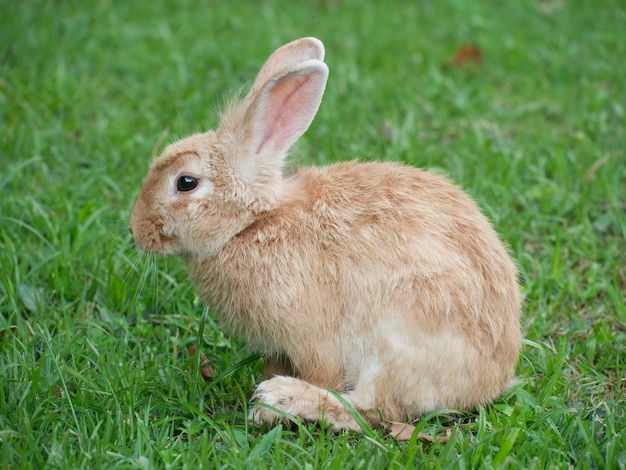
221,60,328,185
247,38,325,102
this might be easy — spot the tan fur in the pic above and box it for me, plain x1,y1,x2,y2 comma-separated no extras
129,38,522,431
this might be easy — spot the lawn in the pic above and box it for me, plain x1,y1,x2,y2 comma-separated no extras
1,0,625,468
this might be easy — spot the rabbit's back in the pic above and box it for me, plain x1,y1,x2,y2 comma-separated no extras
296,161,520,356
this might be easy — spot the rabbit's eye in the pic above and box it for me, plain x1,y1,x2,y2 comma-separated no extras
177,175,198,192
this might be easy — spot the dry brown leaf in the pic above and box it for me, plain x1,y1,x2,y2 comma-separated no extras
445,44,483,68
384,421,453,443
385,421,416,441
188,343,216,382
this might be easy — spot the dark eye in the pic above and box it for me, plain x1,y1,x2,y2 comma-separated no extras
177,175,198,192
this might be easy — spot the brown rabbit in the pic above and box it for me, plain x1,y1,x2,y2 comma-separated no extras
129,37,522,432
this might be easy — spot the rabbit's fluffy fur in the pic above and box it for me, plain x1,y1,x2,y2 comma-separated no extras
129,37,522,432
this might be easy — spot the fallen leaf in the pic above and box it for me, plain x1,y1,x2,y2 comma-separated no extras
188,343,216,382
385,421,416,441
445,44,483,68
384,421,453,443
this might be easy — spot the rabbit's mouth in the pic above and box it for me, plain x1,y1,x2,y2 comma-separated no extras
129,218,176,254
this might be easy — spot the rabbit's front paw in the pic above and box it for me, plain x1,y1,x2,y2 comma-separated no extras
249,375,365,432
248,376,313,426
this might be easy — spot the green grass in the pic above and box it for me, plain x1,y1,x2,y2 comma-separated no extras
1,0,625,467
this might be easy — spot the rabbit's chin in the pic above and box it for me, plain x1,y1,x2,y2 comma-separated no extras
136,241,179,257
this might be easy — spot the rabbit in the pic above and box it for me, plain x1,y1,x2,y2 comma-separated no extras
128,37,522,432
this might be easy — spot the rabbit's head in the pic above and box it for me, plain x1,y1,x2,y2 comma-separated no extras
129,38,328,256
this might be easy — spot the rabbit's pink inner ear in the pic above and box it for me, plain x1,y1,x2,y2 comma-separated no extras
255,74,313,155
252,65,327,160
